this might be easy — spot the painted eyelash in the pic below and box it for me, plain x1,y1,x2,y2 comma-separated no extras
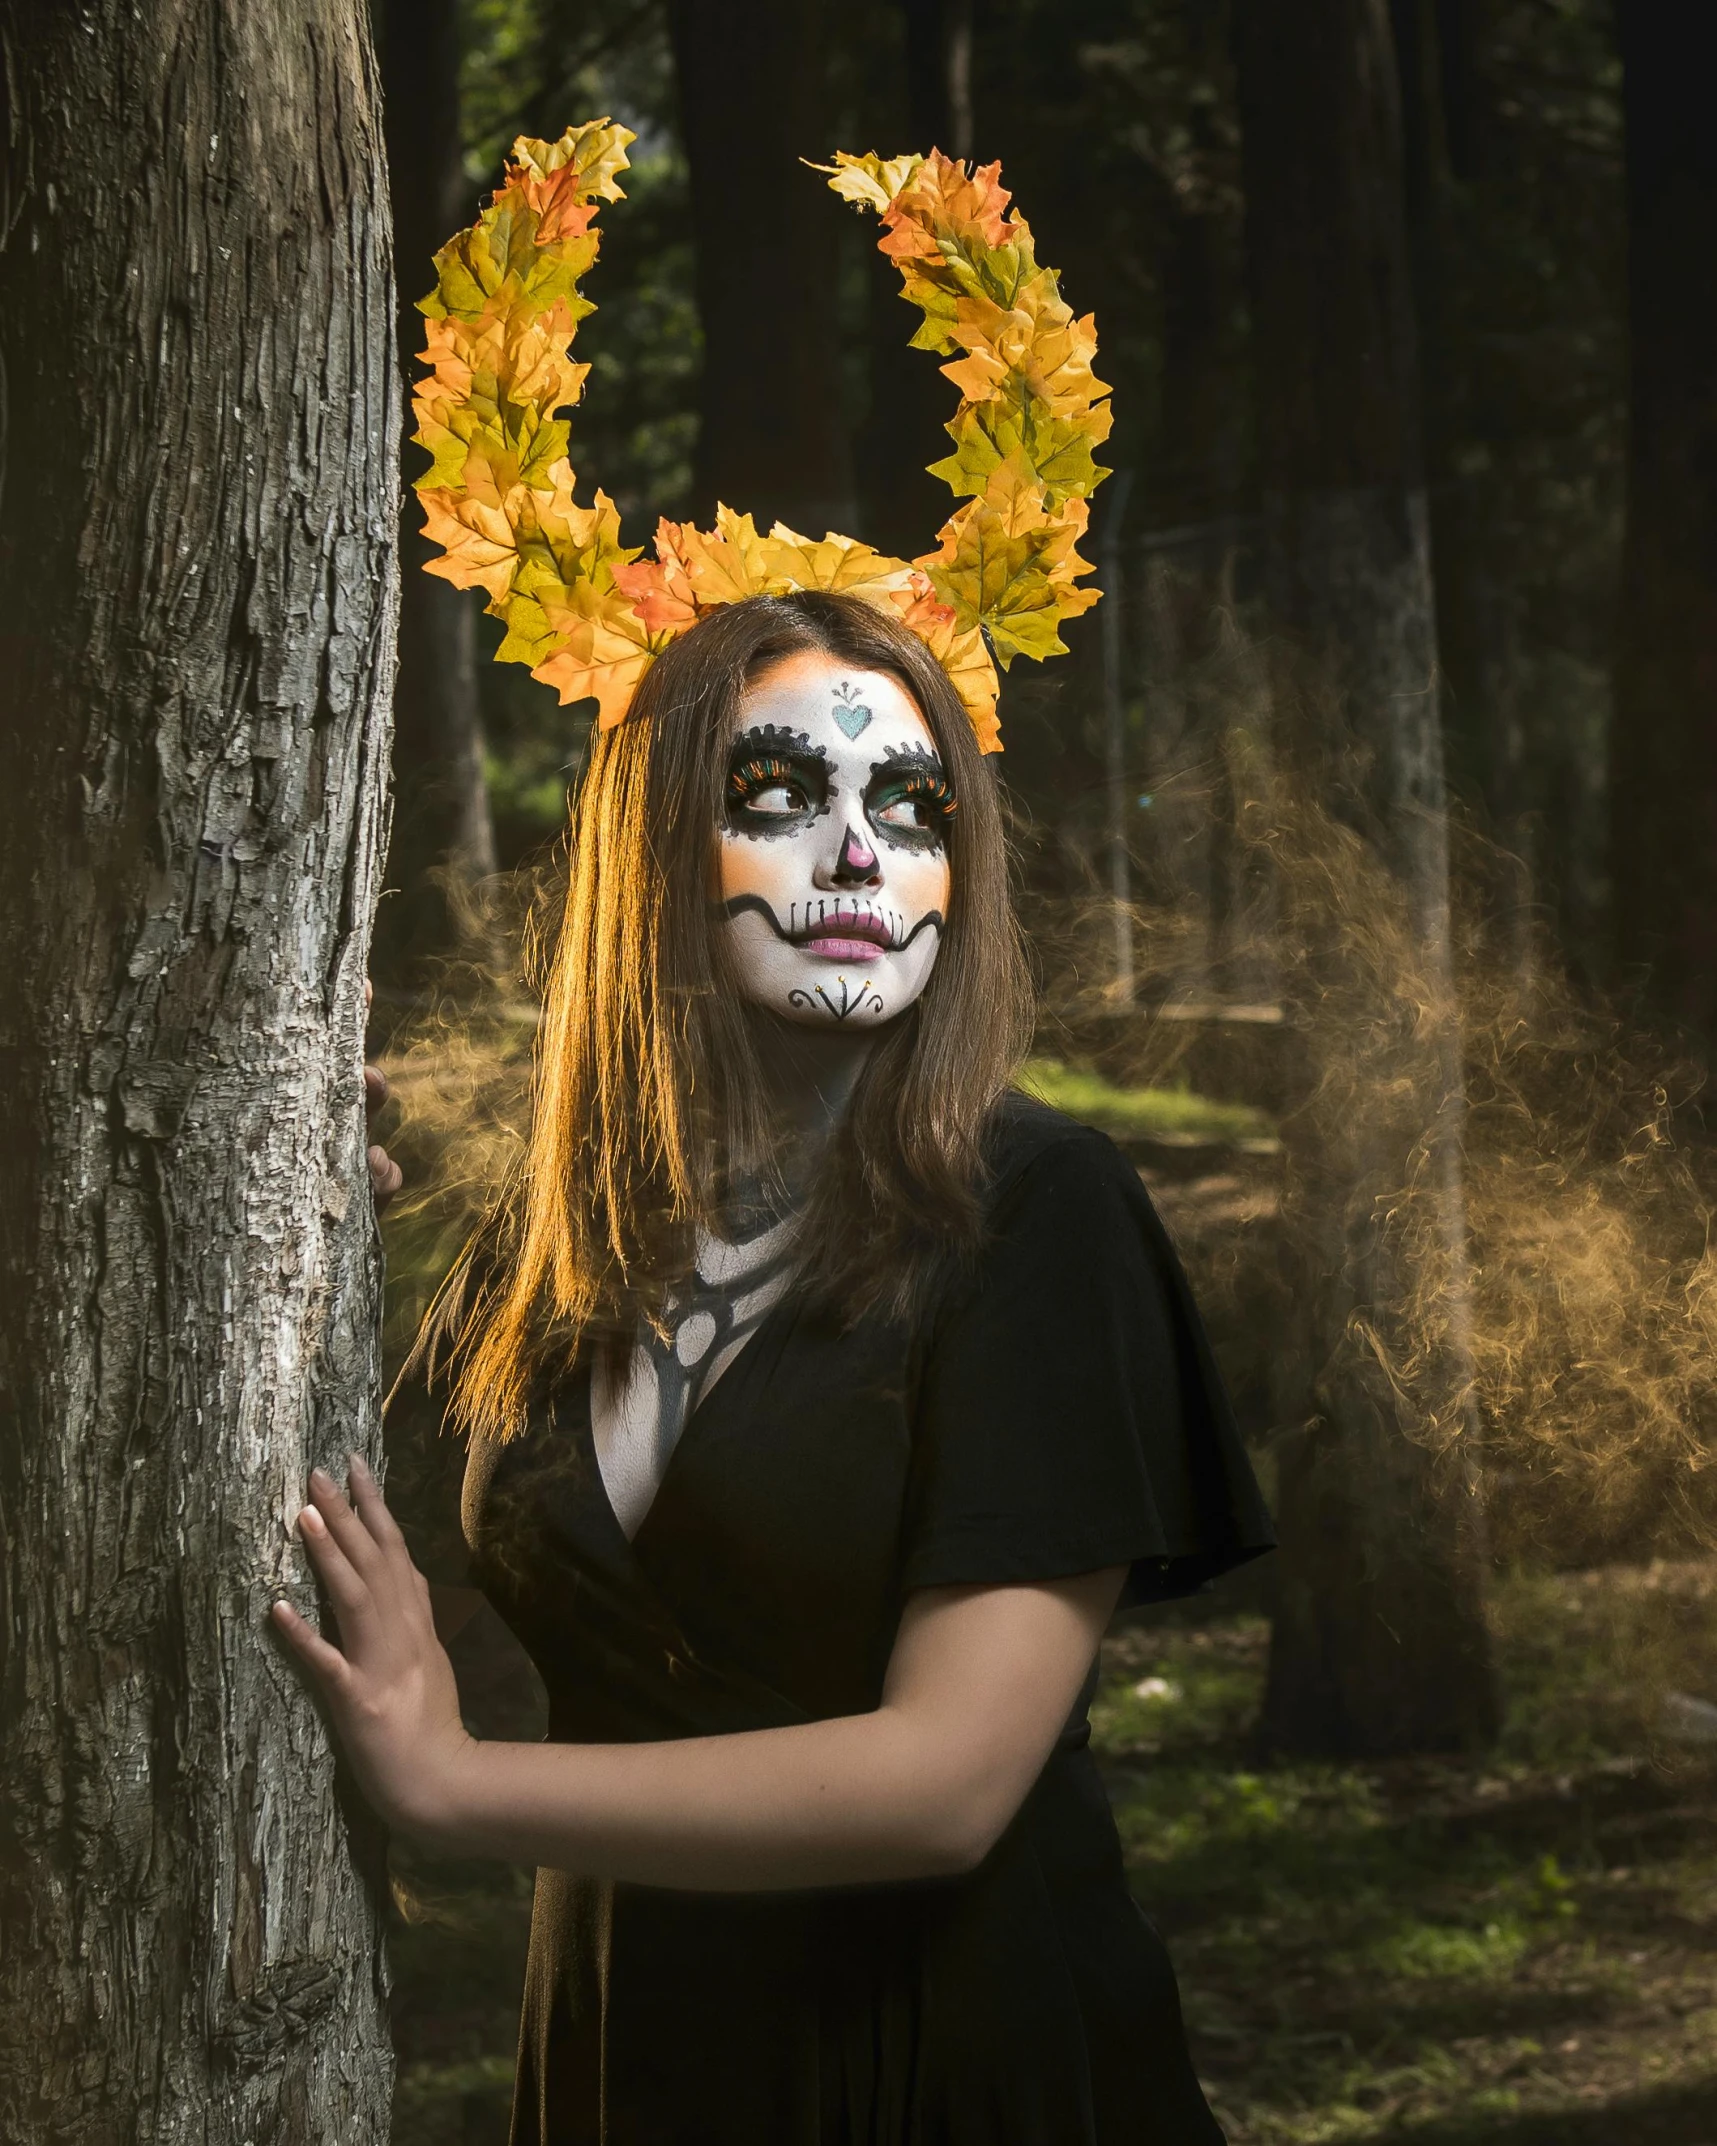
877,767,958,818
727,754,812,803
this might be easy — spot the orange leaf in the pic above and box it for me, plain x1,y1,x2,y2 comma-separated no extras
418,489,520,602
612,537,699,632
519,174,599,246
532,593,667,726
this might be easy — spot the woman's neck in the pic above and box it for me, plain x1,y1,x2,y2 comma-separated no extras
712,1012,883,1230
744,1010,879,1143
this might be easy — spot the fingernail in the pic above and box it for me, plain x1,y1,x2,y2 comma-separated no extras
310,1466,332,1490
299,1506,326,1534
349,1452,371,1480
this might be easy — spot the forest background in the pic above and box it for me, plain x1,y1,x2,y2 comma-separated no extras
3,0,1716,2141
375,1,1717,2138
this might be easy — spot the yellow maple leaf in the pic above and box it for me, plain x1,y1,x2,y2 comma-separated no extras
920,458,1098,666
898,598,1001,750
419,489,522,604
813,150,926,215
512,119,635,206
652,508,791,608
532,581,670,727
930,399,1113,508
758,523,918,597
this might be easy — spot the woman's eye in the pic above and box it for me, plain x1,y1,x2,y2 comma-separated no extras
870,772,954,840
727,755,821,820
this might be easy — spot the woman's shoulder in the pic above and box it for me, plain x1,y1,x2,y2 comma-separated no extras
981,1091,1154,1223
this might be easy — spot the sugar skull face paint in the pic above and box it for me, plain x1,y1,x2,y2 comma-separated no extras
716,651,955,1029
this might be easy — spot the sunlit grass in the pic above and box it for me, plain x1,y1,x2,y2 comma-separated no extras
1015,1057,1275,1145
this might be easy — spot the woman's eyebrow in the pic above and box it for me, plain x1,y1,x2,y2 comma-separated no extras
866,742,947,781
727,722,829,764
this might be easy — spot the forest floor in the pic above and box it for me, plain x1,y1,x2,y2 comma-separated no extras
1105,1561,1717,2144
388,1557,1717,2144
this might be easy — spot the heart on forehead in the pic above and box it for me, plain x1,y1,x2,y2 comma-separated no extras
833,699,873,739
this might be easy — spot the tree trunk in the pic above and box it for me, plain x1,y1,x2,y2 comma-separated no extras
0,5,397,2139
1232,0,1499,1756
1611,1,1717,1046
376,0,497,990
666,0,856,537
855,0,975,556
1399,0,1542,982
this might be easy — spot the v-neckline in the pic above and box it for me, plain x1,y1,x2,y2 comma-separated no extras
582,1290,793,1558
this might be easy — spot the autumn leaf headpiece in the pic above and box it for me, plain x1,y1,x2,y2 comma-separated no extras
412,122,1111,753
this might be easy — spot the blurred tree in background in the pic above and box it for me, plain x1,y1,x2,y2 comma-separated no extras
1611,1,1717,1045
1230,0,1498,1759
377,0,497,991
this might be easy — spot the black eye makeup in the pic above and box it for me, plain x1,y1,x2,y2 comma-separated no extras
724,724,831,839
865,744,957,852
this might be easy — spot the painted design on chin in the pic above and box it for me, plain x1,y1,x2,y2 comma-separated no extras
788,978,885,1021
716,892,946,951
831,679,873,740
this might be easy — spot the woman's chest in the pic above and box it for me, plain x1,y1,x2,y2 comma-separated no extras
465,1306,922,1725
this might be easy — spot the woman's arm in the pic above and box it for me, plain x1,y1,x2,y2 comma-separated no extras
271,1457,1123,1890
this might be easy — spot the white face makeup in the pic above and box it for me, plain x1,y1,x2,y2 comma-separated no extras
716,650,955,1029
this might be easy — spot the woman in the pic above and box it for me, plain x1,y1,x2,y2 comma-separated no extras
277,589,1274,2143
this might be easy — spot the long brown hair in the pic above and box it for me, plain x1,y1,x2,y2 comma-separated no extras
437,591,1033,1441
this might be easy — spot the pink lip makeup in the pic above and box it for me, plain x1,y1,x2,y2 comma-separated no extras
795,909,896,961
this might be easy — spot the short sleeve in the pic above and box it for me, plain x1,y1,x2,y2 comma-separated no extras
903,1120,1275,1607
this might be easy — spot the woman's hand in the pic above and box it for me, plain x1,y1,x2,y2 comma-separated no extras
364,1064,403,1209
362,980,403,1211
271,1455,473,1843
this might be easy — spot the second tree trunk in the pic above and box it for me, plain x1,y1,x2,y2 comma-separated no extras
1232,0,1499,1756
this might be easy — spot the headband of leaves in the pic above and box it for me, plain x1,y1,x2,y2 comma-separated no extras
413,122,1111,753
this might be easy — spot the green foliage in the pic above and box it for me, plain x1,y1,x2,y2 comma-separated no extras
1015,1057,1274,1145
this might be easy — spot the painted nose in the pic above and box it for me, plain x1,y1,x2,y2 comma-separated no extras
815,822,882,890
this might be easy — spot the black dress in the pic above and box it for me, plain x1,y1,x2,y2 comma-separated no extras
429,1098,1274,2145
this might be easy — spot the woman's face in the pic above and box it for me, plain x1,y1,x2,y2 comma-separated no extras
715,649,955,1029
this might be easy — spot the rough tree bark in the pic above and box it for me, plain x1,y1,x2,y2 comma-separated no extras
375,0,497,990
0,5,397,2139
666,0,857,537
1232,0,1500,1755
1611,0,1717,1046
